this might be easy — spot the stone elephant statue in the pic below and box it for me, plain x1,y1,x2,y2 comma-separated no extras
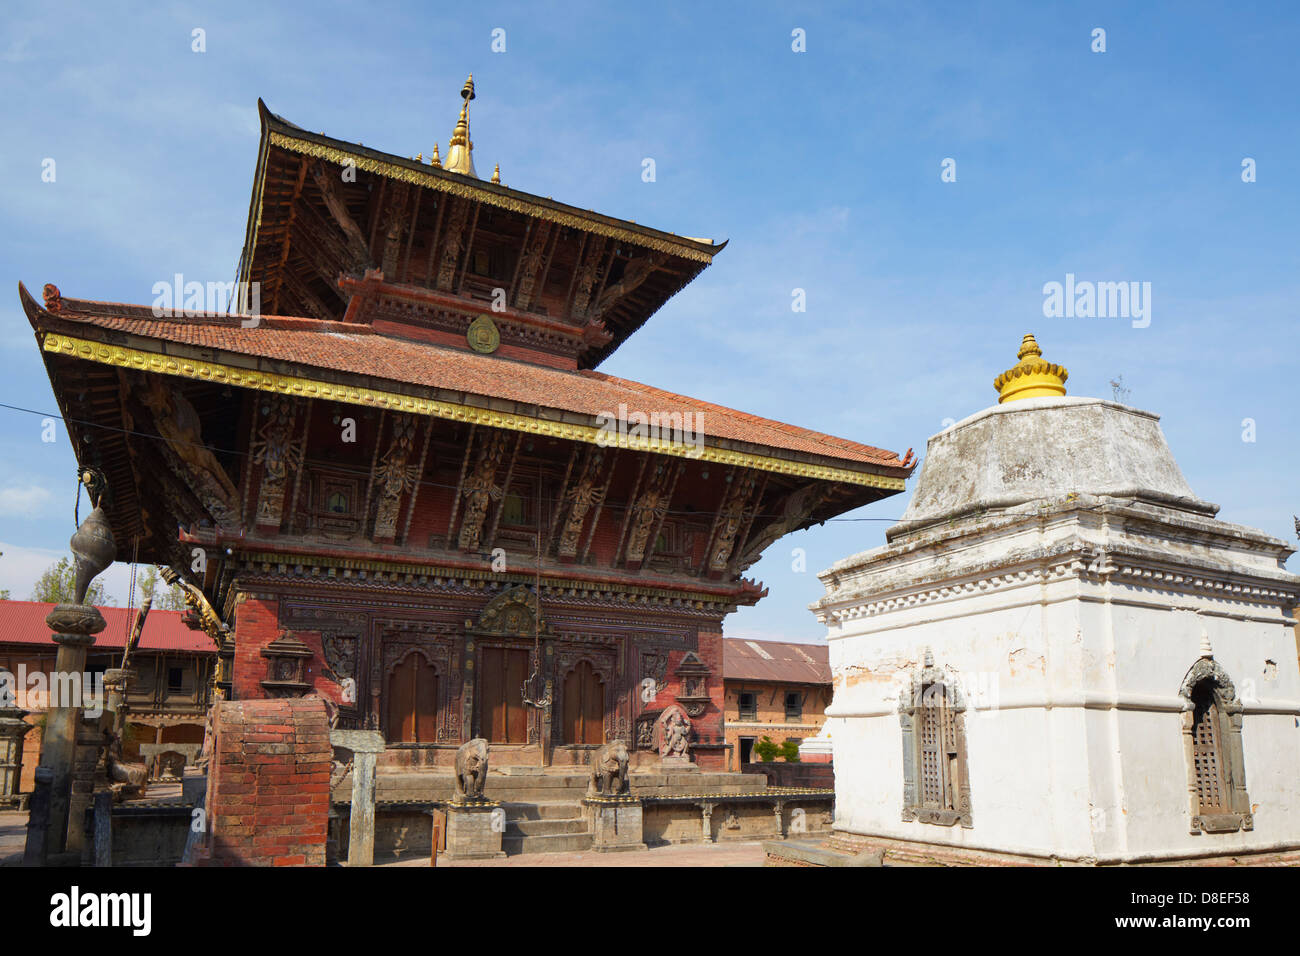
587,740,630,797
455,737,490,801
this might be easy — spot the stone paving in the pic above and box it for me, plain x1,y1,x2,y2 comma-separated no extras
0,810,27,866
384,839,767,867
0,807,767,867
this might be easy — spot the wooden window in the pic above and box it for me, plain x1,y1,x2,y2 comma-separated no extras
1178,662,1253,834
738,692,757,722
386,654,438,744
1191,681,1226,813
167,666,185,694
326,491,349,514
562,661,605,745
785,691,802,723
501,492,528,526
481,647,529,744
900,674,972,827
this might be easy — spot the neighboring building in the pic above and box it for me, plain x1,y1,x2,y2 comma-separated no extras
20,79,914,773
0,600,216,795
811,335,1300,865
723,638,831,769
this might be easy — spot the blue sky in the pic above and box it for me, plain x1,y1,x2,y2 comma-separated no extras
0,2,1296,641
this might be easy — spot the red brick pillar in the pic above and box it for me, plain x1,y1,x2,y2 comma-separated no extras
194,696,330,866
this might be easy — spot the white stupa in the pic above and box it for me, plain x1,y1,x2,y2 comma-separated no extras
811,335,1300,865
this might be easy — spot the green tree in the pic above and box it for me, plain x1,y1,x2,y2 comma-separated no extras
0,588,10,600
135,565,187,610
780,739,802,762
753,735,780,762
29,557,114,606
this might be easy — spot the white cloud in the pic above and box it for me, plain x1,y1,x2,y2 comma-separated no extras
0,485,52,516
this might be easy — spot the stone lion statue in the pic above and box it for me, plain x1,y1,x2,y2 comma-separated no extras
454,737,489,802
587,740,630,797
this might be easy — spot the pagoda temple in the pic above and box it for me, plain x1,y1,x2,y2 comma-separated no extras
21,78,913,772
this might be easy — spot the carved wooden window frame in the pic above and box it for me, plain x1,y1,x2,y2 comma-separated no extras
899,662,973,828
1178,658,1253,835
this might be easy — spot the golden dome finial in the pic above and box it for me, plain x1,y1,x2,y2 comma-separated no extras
430,143,441,166
444,74,478,177
993,333,1069,403
491,163,501,184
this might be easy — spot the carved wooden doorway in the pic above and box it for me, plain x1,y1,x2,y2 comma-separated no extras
562,660,605,745
481,646,529,744
386,651,438,744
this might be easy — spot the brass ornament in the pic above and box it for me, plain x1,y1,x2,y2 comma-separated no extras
466,314,500,354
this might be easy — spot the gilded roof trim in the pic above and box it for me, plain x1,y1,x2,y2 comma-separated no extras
41,332,905,491
267,130,717,263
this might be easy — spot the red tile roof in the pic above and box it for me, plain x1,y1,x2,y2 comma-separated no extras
0,601,213,653
28,291,910,474
723,638,830,684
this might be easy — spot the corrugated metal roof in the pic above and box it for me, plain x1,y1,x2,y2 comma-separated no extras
0,601,213,654
723,638,830,684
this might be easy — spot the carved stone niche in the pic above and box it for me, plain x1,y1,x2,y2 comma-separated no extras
635,710,662,752
260,633,314,697
673,652,711,718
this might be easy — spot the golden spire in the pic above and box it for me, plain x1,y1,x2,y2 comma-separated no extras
444,74,478,177
430,142,441,167
491,163,501,184
993,333,1069,403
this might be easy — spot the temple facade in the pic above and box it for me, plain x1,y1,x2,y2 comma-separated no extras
810,336,1300,865
22,78,912,774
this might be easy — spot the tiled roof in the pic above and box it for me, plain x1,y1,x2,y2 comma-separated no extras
31,295,910,473
0,601,213,653
723,638,830,684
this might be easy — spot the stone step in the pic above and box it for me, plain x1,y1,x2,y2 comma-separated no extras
503,831,593,855
507,817,589,836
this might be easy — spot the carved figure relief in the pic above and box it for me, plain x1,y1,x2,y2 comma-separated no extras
374,414,422,538
655,704,692,758
557,448,607,558
140,377,239,521
626,462,674,564
251,396,304,527
709,472,759,572
458,430,507,551
592,250,665,318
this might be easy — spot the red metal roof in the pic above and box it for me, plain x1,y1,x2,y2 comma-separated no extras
0,601,213,653
27,291,911,474
723,638,830,684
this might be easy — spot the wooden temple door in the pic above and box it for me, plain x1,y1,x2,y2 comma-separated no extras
386,654,438,743
563,661,605,745
481,647,529,744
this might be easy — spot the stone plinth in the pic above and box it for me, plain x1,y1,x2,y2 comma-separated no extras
331,729,385,867
583,795,646,853
444,799,506,860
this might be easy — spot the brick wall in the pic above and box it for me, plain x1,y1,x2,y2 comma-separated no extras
193,696,330,867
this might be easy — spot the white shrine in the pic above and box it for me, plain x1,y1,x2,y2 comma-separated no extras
811,335,1300,865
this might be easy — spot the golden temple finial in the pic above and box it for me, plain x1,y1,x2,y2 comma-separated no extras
415,152,423,162
491,163,501,184
430,142,441,166
444,74,478,177
993,333,1069,403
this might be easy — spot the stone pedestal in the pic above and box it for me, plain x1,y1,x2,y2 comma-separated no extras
583,796,645,853
330,729,385,867
444,800,506,860
0,707,31,810
660,756,694,770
